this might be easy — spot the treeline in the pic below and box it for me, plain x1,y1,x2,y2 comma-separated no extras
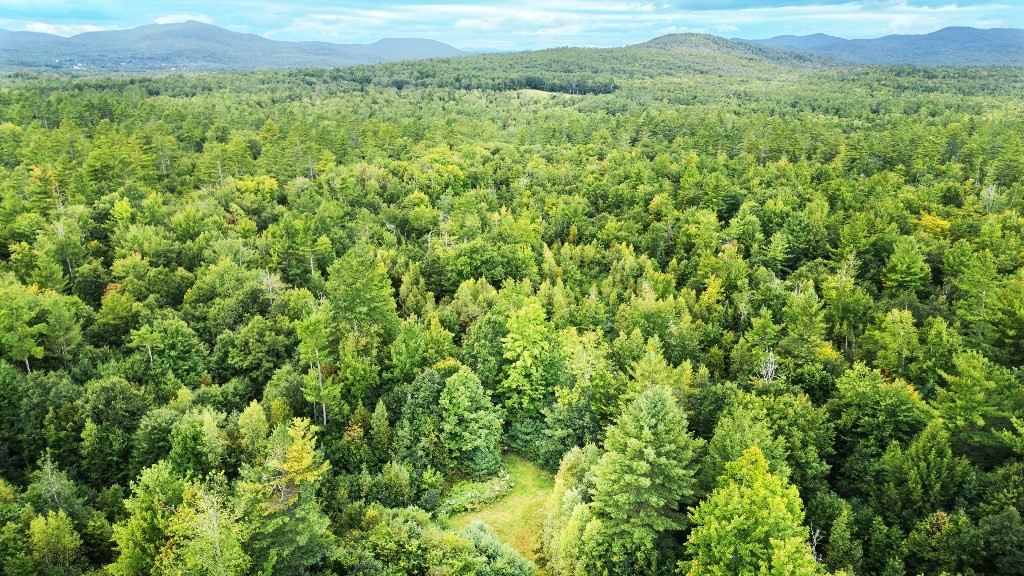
0,55,1022,576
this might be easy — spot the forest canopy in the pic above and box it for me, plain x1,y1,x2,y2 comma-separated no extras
0,42,1023,576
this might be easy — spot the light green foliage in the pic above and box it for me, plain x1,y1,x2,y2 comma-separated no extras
869,309,921,381
29,510,82,575
934,350,1020,461
543,445,601,573
501,297,562,419
0,276,48,371
168,409,230,477
389,315,457,383
461,521,536,576
326,248,400,344
296,298,335,426
830,364,933,458
262,418,330,509
882,236,931,295
779,280,836,364
369,399,391,459
686,447,820,576
110,461,186,576
239,419,334,575
236,400,269,462
753,393,834,508
545,327,623,461
164,480,250,576
822,256,874,357
702,399,792,492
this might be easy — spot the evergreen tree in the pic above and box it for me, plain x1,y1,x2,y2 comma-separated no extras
589,386,703,571
882,236,931,295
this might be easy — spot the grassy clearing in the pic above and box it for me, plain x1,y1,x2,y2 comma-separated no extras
450,454,555,561
515,88,557,99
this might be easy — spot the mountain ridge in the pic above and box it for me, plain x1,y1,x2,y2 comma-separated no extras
0,20,466,71
2,22,1021,72
750,26,1024,66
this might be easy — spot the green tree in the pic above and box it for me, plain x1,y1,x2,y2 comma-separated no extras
239,419,334,575
439,367,503,477
993,273,1024,365
296,298,335,426
699,401,791,495
168,409,229,478
501,297,562,419
29,510,82,575
686,447,820,576
164,480,250,576
110,461,185,576
778,281,836,365
872,419,975,529
589,386,703,569
869,308,920,381
236,400,269,463
78,376,149,488
825,503,862,575
325,248,400,344
0,277,47,372
882,236,931,295
934,350,1017,462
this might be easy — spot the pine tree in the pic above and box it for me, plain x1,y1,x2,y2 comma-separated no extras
590,386,702,550
882,236,931,295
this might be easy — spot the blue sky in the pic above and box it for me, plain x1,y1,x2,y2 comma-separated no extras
1,1,1021,50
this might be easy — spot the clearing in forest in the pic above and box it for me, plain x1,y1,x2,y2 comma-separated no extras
451,454,555,561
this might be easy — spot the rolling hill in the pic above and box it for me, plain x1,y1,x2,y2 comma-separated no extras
0,20,465,71
750,27,1024,66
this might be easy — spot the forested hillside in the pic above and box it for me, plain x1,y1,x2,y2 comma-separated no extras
0,44,1023,576
0,21,465,72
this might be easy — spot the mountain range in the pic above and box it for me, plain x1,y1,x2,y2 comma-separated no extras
0,20,464,71
750,27,1024,66
1,21,1021,72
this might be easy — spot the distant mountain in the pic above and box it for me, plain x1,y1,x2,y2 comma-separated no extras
634,33,834,68
749,27,1024,66
0,21,465,71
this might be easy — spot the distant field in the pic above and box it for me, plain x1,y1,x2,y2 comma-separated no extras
515,89,558,99
451,454,555,561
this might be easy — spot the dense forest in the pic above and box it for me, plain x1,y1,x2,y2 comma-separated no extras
0,39,1023,576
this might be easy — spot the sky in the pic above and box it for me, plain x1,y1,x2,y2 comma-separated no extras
0,0,1021,50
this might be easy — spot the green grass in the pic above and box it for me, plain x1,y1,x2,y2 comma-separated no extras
450,454,555,561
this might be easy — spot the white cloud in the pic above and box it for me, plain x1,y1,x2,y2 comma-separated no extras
155,13,213,25
23,21,112,35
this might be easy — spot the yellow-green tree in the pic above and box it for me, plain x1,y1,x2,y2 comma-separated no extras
687,447,821,576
